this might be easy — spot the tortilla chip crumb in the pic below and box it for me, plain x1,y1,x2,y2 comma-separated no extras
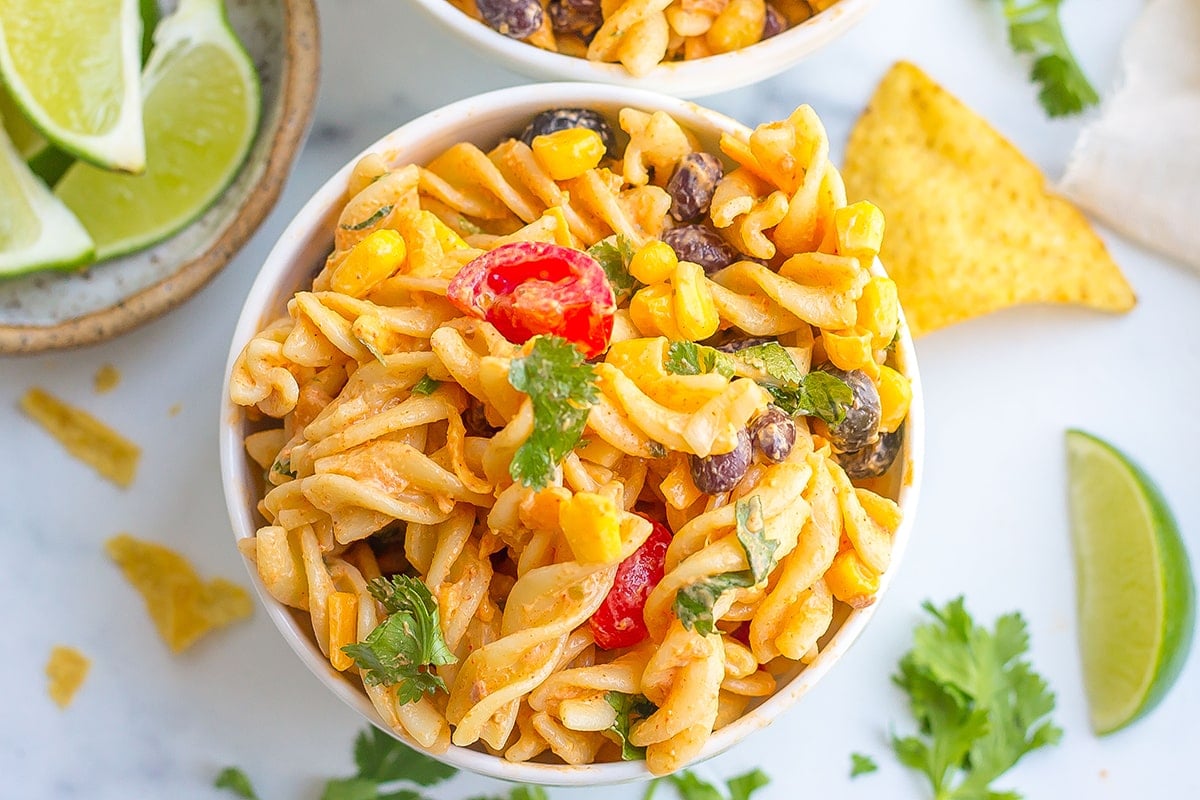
46,646,90,709
105,534,253,653
169,403,182,417
93,364,121,394
842,61,1136,336
18,387,141,488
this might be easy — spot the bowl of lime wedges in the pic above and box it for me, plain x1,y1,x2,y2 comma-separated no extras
0,0,318,353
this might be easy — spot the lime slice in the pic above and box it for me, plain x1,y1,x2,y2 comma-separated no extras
0,122,94,277
0,0,145,172
53,0,260,261
1065,429,1196,735
0,82,41,157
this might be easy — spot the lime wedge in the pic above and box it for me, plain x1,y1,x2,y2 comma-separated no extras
0,122,94,278
53,0,260,261
0,0,145,172
1065,429,1196,735
0,82,41,157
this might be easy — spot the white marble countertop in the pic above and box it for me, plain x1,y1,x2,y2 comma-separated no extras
3,0,1197,797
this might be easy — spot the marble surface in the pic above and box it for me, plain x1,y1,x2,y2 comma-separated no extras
2,0,1197,798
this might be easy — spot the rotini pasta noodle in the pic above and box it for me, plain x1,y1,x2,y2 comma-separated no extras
231,102,911,774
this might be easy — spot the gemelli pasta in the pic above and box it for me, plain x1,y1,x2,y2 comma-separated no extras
230,101,912,773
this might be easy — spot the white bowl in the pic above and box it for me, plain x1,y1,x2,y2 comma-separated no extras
220,82,924,786
408,0,877,98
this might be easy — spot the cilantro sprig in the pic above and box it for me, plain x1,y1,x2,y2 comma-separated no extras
763,372,853,425
606,691,659,760
674,496,775,635
644,767,771,800
215,768,260,800
411,375,441,396
891,598,1063,799
508,335,599,490
987,0,1099,117
849,752,878,778
665,341,735,378
341,576,456,704
588,234,639,303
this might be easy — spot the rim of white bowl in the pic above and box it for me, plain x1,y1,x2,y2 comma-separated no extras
407,0,878,98
220,81,924,786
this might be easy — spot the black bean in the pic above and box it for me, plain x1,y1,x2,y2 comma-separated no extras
750,406,796,463
519,108,617,154
821,366,881,453
713,336,776,353
662,225,739,276
836,425,904,479
548,0,603,41
690,429,752,494
462,399,498,437
667,152,724,223
762,4,787,39
476,0,543,39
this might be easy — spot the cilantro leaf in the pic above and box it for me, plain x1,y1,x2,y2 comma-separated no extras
665,341,736,378
468,787,549,800
725,769,770,800
664,769,771,800
731,342,802,385
588,234,639,303
988,0,1099,117
321,777,389,800
891,597,1063,799
673,571,755,635
734,495,776,582
353,727,457,786
764,371,853,425
508,335,599,490
606,691,658,760
850,753,878,778
341,576,456,703
215,767,261,800
411,375,441,396
271,456,295,479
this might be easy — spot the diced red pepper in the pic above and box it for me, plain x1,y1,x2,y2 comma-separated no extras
589,514,672,650
446,242,616,358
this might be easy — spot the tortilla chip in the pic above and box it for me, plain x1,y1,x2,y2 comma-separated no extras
46,646,90,709
106,534,252,653
842,61,1136,336
19,387,140,488
93,364,121,394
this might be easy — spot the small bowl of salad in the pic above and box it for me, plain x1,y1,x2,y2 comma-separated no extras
220,81,923,784
406,0,877,97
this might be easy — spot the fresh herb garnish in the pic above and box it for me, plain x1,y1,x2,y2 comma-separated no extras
411,375,441,396
588,234,639,303
340,204,394,231
647,768,771,800
986,0,1099,117
469,788,549,800
341,576,456,704
606,691,659,760
764,371,853,425
733,342,802,384
892,598,1063,800
320,726,458,800
507,335,599,490
665,341,735,378
674,496,774,635
215,767,260,799
270,456,295,479
850,752,878,778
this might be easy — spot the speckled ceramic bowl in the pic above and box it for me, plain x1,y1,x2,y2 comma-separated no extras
0,0,319,355
220,82,923,785
407,0,876,98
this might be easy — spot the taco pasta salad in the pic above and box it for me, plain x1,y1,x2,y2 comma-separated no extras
229,102,912,774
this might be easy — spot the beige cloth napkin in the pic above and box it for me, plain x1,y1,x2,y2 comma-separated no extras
1059,0,1200,270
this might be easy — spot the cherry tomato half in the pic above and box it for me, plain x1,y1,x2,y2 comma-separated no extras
447,242,616,358
589,514,672,650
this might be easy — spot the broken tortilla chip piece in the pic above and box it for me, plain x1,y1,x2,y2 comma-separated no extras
46,646,90,709
842,61,1136,337
19,388,141,488
106,534,252,653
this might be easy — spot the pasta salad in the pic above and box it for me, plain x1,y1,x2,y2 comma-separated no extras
230,101,912,774
453,0,842,75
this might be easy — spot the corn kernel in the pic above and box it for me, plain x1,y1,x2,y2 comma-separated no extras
426,211,469,252
706,0,766,54
822,327,877,376
559,492,623,564
825,549,879,608
532,128,606,182
857,276,900,349
606,337,669,377
672,260,720,341
327,591,359,671
331,229,407,297
835,201,885,259
630,240,679,284
630,283,683,339
876,365,912,433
